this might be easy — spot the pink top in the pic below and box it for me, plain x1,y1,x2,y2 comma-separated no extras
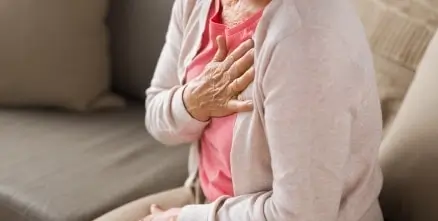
184,0,263,202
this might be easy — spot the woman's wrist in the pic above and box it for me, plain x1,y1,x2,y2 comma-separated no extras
182,85,210,122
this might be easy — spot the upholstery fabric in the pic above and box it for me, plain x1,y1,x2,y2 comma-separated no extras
353,0,438,132
379,31,438,221
0,105,189,221
0,0,123,111
107,0,175,99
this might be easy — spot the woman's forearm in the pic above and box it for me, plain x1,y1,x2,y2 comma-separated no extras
146,85,210,146
145,0,209,145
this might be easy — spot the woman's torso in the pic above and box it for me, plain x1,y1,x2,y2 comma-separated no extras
177,0,383,220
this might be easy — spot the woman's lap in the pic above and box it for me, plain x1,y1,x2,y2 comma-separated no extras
94,186,195,221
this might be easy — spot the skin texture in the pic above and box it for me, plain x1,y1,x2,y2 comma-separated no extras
183,36,255,122
141,0,271,220
222,0,270,26
183,0,271,122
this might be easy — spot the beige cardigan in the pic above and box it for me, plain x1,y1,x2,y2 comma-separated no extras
145,0,384,220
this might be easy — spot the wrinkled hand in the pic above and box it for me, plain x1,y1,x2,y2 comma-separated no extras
140,205,180,221
183,36,255,121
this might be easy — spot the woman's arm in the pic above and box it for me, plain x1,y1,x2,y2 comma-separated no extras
178,28,365,221
145,0,209,146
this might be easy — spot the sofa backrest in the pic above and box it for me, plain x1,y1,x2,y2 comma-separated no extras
379,31,438,221
107,0,175,100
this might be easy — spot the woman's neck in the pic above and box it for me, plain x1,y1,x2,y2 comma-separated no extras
220,0,270,27
222,0,270,8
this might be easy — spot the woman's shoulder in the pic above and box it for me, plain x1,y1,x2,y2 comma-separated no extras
258,0,376,101
262,0,366,42
261,0,373,68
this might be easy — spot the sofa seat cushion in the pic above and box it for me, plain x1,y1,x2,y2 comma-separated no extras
0,105,189,221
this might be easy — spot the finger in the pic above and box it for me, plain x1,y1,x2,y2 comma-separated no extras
150,204,164,214
228,49,254,79
229,66,255,93
212,36,228,62
222,38,254,70
226,99,253,113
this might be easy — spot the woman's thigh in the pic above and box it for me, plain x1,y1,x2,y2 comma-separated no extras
94,186,195,221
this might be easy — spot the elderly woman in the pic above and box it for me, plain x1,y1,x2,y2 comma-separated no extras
96,0,384,220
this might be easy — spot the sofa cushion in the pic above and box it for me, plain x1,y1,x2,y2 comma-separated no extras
0,105,189,221
0,0,123,111
107,0,175,99
379,31,438,221
353,0,438,133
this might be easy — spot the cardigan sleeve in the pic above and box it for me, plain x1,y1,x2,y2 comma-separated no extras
145,0,209,146
178,28,363,221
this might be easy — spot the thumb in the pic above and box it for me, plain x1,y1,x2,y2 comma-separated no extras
150,204,164,214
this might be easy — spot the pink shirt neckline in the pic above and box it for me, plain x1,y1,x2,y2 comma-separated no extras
185,0,263,202
210,0,264,36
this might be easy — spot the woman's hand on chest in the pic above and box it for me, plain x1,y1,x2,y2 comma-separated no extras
183,36,255,122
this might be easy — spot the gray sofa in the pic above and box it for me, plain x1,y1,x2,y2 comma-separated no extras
0,0,189,221
1,0,438,220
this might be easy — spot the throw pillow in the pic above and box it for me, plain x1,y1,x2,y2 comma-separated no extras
353,0,438,133
0,0,124,110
